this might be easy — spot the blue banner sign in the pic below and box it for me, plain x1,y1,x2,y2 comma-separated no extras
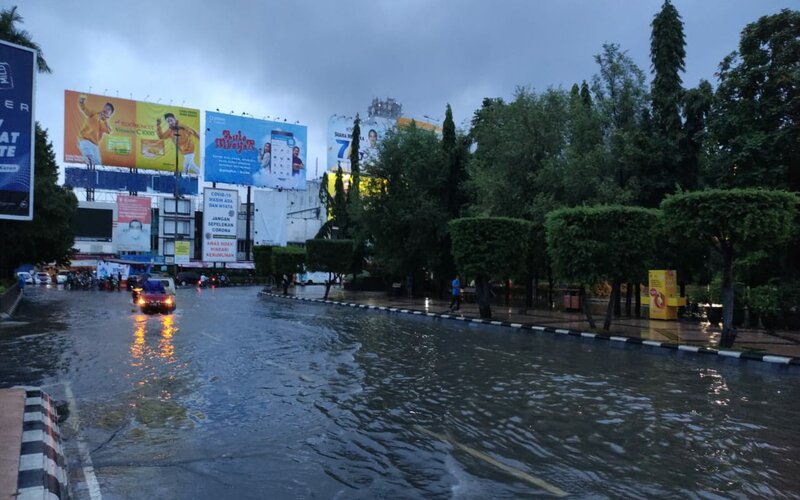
204,112,307,190
0,40,36,220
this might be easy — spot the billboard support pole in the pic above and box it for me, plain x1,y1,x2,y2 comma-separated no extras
174,129,181,199
245,186,252,261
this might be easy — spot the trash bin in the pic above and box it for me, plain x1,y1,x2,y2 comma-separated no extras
563,289,581,310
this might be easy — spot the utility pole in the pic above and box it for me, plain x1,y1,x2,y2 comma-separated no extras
244,186,252,261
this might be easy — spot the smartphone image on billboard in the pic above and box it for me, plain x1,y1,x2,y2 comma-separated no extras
270,130,294,180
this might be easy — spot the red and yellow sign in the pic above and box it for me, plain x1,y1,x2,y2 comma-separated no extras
63,90,201,174
648,270,686,320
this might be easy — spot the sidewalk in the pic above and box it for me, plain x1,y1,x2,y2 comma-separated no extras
279,285,800,361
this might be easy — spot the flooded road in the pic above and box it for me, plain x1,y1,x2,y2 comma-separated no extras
1,286,799,498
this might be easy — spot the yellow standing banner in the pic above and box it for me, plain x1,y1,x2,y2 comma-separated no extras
648,270,686,320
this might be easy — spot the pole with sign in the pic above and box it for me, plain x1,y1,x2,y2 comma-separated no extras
0,40,36,220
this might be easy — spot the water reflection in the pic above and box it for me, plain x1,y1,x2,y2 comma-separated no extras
129,314,178,368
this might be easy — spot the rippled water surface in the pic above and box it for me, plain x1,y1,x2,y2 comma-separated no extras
1,287,798,498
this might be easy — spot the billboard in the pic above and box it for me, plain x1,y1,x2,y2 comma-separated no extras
0,40,35,220
63,90,201,174
205,112,307,190
174,240,191,264
115,195,152,252
327,115,394,172
253,190,288,247
202,188,238,262
397,116,443,135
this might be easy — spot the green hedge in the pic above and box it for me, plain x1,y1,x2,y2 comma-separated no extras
448,217,532,279
305,239,353,275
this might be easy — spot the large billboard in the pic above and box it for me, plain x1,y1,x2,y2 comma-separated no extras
202,188,238,262
114,195,151,252
0,40,36,220
64,90,201,175
253,190,288,247
327,115,394,173
205,112,307,190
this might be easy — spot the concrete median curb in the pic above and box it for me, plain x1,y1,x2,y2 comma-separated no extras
12,387,69,500
259,291,800,368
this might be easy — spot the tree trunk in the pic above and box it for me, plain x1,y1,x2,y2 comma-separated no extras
580,285,596,329
476,274,492,319
603,281,619,331
678,281,687,318
525,273,533,309
505,279,511,306
635,282,641,318
323,272,332,300
547,277,554,310
625,282,633,317
533,275,539,309
613,280,621,317
720,250,736,348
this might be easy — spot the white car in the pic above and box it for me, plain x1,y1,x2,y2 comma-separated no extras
34,272,51,285
56,271,70,285
16,271,33,284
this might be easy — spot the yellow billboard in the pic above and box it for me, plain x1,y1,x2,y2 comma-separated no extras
648,270,686,320
63,90,201,174
325,172,384,199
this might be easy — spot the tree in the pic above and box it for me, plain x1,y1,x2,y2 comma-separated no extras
661,189,798,346
0,6,51,73
545,206,658,330
305,239,354,299
346,115,367,284
253,245,274,277
709,9,800,192
650,0,685,136
449,217,532,319
363,122,447,292
271,246,306,295
0,125,77,279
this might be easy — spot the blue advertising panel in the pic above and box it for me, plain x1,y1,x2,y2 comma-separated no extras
0,40,35,220
204,112,307,190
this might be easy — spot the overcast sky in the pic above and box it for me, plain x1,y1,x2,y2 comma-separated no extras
18,0,792,181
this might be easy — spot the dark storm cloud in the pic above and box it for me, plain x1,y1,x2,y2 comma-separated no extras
20,0,792,171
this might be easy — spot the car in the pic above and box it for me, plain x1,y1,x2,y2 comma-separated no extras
34,272,51,285
151,276,176,295
56,271,70,285
136,279,176,314
16,271,33,284
176,271,200,286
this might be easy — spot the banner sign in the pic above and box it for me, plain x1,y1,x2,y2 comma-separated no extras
114,195,152,252
204,112,307,190
202,188,238,262
0,40,36,220
64,90,201,174
253,189,288,247
97,260,130,280
174,240,191,264
326,115,393,172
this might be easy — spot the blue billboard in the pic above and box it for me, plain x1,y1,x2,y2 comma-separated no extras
0,40,35,220
204,112,307,190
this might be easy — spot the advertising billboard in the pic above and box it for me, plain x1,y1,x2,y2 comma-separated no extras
327,115,394,172
253,189,288,247
64,90,201,174
0,40,35,220
397,116,443,135
114,195,152,252
204,112,307,190
174,240,191,264
202,188,238,262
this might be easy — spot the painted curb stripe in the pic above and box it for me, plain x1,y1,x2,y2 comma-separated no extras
264,294,800,366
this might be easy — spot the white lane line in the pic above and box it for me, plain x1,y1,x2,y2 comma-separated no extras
199,331,222,342
64,381,103,500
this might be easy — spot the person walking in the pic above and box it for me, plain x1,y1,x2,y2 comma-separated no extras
449,273,462,312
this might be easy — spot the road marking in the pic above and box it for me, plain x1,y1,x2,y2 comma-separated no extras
64,381,102,500
414,425,567,497
200,331,222,342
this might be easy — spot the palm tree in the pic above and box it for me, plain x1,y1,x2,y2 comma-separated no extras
0,5,51,73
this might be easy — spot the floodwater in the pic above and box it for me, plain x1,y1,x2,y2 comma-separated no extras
1,286,798,498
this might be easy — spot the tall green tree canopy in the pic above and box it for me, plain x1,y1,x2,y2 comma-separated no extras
709,9,800,192
305,238,354,299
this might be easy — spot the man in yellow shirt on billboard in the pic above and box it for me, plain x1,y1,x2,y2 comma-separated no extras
77,95,114,168
156,112,199,175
